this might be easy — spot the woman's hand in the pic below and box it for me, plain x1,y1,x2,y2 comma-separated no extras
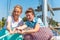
9,30,14,34
21,30,26,34
13,28,17,33
17,30,25,34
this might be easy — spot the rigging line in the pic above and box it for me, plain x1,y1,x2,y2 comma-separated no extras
49,0,55,7
7,0,11,17
7,0,8,17
38,0,41,5
9,0,11,12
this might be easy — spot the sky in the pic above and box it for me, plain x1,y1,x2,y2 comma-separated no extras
0,0,60,22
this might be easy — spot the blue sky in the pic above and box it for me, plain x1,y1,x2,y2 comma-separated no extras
0,0,60,22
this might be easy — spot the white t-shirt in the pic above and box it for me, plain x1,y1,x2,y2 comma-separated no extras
7,16,23,29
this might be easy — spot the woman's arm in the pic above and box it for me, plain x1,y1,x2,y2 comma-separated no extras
16,25,27,30
7,22,13,34
22,24,40,34
6,16,14,34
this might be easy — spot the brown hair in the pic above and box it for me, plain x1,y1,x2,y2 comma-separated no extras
25,8,35,16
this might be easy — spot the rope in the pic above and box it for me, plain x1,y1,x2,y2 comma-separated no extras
50,27,60,34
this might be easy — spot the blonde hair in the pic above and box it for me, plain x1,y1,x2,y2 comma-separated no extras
14,5,22,10
12,5,22,17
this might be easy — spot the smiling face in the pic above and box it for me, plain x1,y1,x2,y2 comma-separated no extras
12,5,22,21
26,12,34,21
25,8,35,22
13,7,22,17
